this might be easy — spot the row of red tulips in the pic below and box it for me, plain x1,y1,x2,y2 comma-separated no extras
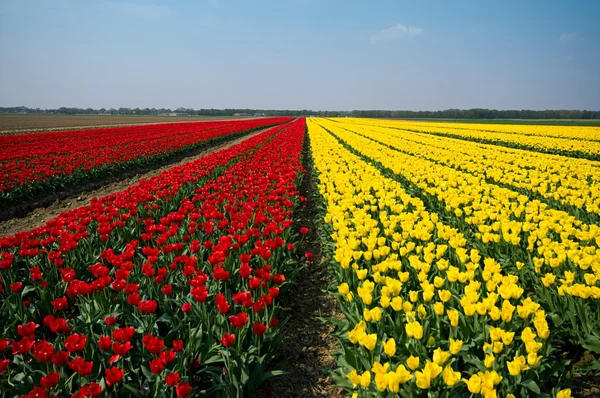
0,117,292,206
0,118,307,397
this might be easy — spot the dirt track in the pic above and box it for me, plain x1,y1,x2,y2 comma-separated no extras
0,128,268,237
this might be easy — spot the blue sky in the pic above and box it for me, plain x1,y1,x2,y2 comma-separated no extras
0,0,599,110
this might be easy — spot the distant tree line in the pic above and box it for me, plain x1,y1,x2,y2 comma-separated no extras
0,106,341,117
348,109,600,119
1,106,599,119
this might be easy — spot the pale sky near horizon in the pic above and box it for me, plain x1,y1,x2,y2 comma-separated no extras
1,0,599,111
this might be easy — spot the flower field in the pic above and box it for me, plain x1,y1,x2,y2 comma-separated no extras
0,117,291,208
0,119,307,397
1,115,600,397
307,118,600,397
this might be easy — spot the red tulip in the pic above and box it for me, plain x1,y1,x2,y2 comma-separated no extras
40,371,60,389
105,367,124,387
176,382,191,397
221,333,235,347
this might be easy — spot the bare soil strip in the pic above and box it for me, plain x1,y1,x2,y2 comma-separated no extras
0,128,268,237
262,135,342,398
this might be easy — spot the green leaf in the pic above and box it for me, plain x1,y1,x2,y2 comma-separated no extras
21,285,36,298
582,334,600,354
523,380,541,394
122,384,145,398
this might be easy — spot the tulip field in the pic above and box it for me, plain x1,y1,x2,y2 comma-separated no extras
0,117,290,210
1,116,600,397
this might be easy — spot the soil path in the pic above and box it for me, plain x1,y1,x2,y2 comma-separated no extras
0,128,268,237
262,135,343,398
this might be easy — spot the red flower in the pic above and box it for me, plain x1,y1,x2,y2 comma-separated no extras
9,282,23,293
213,267,230,281
64,334,87,353
138,300,157,313
76,382,102,397
98,336,112,350
149,358,164,374
125,283,139,295
300,227,309,235
228,312,248,329
69,357,93,376
51,297,68,311
252,322,268,336
143,334,164,355
105,316,117,326
181,303,192,312
268,287,280,299
191,286,207,302
40,371,60,389
239,263,252,278
0,359,9,374
273,274,285,285
12,336,35,355
221,333,235,347
25,386,47,397
112,341,132,356
215,293,230,314
176,382,191,397
165,372,180,387
287,243,295,251
172,340,184,352
33,340,54,362
160,349,176,364
51,351,69,366
305,251,314,261
249,277,260,289
0,338,8,351
161,284,173,295
127,292,141,306
112,326,135,342
105,367,124,387
17,322,39,337
270,318,279,327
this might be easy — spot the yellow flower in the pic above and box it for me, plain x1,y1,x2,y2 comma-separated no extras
388,365,413,392
360,333,377,351
507,355,528,376
355,269,368,280
359,370,371,388
405,321,424,340
484,354,495,368
433,348,451,366
438,290,452,302
369,307,382,322
447,309,459,327
502,331,515,345
337,283,350,295
464,373,482,394
527,352,542,367
384,338,396,357
442,365,461,386
407,355,420,371
556,388,572,398
433,302,445,315
374,371,389,392
449,338,463,355
347,370,361,388
409,290,419,302
391,297,403,311
415,361,442,390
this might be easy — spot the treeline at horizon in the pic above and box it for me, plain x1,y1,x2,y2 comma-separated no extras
1,106,599,119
